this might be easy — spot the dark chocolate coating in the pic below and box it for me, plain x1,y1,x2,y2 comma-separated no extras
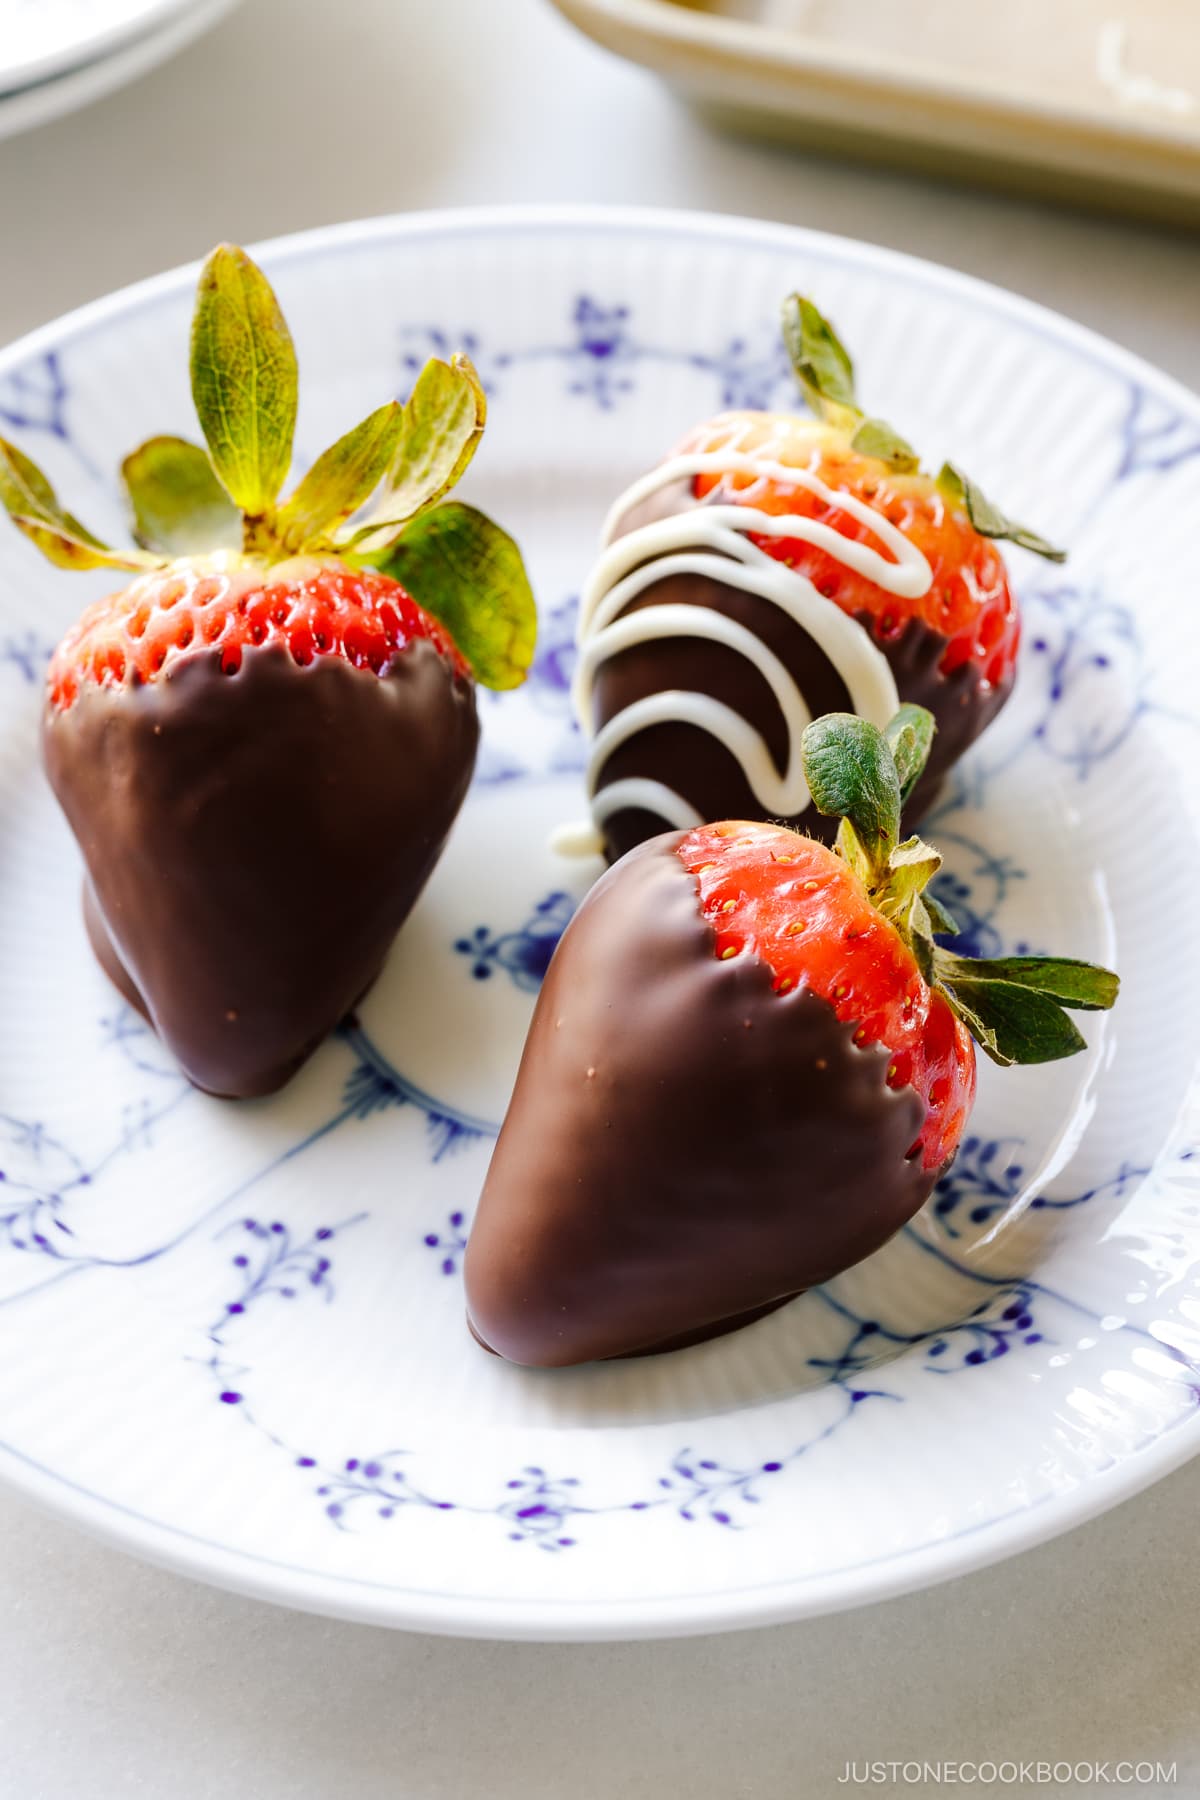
43,641,478,1098
591,478,1012,861
464,834,934,1367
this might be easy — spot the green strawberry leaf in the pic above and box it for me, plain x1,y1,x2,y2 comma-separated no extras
5,515,158,571
938,983,1006,1065
833,815,874,890
1,436,110,546
795,701,1116,1065
781,298,924,473
781,294,859,424
880,836,942,917
1,436,68,522
922,889,961,937
877,840,943,943
1,436,156,571
276,401,404,550
935,952,1119,1012
937,463,1066,563
347,355,486,554
850,416,920,474
190,243,298,517
789,698,1122,1066
933,950,1117,1065
939,975,1088,1066
122,436,241,555
908,912,937,985
371,500,536,691
801,711,901,875
884,702,936,806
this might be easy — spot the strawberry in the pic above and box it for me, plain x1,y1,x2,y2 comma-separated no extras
581,296,1062,862
466,706,1117,1366
680,414,1021,692
2,245,537,1098
679,820,975,1175
46,558,469,709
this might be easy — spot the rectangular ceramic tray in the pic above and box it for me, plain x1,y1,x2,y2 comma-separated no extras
550,0,1200,224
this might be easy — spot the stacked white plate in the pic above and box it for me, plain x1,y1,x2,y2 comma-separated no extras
0,0,239,141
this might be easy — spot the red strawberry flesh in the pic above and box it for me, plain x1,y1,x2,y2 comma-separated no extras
678,819,976,1172
47,557,467,710
682,414,1020,689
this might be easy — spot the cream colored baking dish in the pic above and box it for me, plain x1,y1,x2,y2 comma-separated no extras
549,0,1200,223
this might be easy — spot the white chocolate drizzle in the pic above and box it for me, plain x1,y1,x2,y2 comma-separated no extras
569,444,932,845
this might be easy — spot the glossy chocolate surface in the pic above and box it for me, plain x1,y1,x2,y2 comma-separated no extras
43,641,479,1098
465,834,935,1367
591,477,1012,861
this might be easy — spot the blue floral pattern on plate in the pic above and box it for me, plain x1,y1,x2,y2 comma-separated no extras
0,214,1197,1634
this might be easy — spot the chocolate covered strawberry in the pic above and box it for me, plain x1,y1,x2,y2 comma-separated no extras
467,707,1116,1366
576,295,1062,861
2,245,536,1098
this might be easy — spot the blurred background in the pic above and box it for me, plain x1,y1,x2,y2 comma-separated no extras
1,0,1198,386
0,3,1197,1798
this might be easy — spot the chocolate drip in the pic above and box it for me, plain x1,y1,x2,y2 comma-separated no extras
43,641,479,1098
465,835,934,1367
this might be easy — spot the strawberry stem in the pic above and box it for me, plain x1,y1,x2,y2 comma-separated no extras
780,294,859,430
0,244,538,692
799,708,1118,1065
781,294,1063,556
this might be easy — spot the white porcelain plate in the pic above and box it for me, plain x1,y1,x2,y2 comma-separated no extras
0,207,1198,1640
0,0,238,141
0,0,208,94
